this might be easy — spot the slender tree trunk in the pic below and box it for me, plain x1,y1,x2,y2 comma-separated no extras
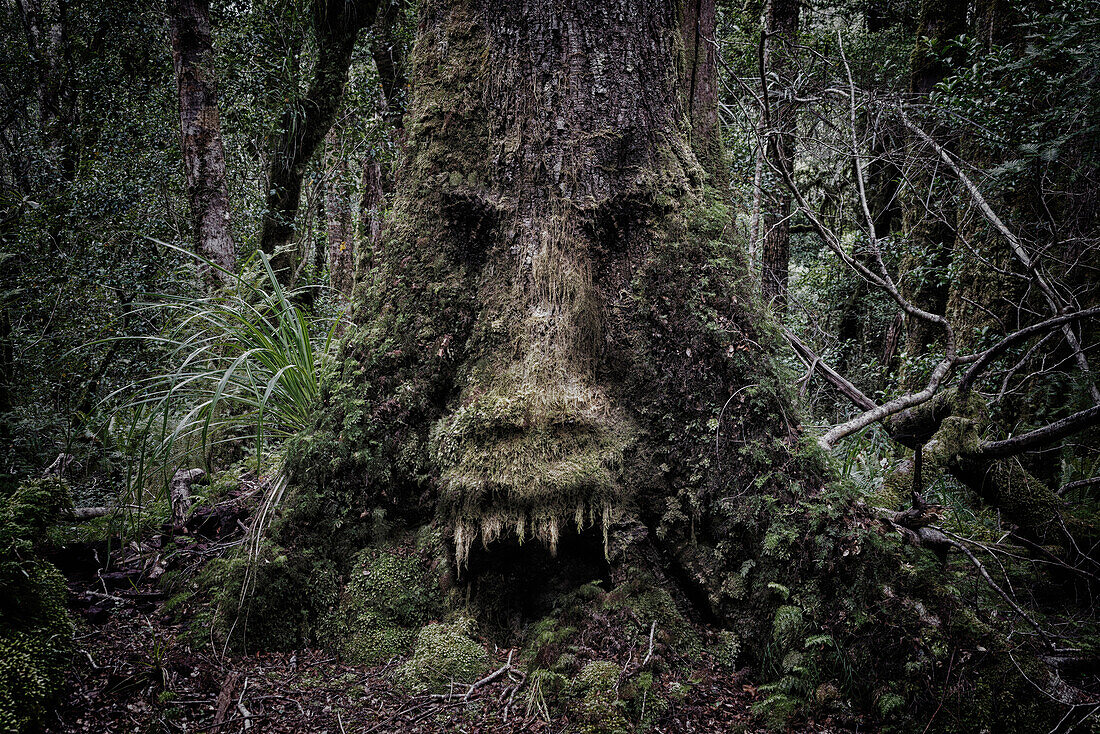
166,0,236,287
16,0,78,184
259,0,380,284
747,0,770,276
760,0,799,311
323,125,356,295
897,0,966,375
371,0,409,134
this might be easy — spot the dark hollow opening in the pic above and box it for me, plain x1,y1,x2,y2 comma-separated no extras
461,526,612,644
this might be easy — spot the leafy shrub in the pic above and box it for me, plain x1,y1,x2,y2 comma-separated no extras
0,479,73,732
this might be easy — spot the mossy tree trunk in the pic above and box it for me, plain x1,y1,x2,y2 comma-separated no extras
257,1,1075,727
287,0,809,641
323,125,355,295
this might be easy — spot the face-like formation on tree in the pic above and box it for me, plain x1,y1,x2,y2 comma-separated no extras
413,1,700,567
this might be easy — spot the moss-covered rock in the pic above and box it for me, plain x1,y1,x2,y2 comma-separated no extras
323,545,442,664
569,660,630,734
197,540,340,652
395,617,489,692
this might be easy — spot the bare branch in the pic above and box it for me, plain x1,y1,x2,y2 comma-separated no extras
967,405,1100,460
897,107,1099,403
958,306,1100,395
818,357,953,450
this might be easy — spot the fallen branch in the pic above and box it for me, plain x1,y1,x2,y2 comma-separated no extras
424,650,518,702
783,328,877,412
213,671,241,728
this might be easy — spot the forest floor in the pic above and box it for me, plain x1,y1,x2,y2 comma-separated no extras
42,485,865,734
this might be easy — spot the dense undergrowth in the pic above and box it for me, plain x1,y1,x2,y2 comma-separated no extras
0,478,74,731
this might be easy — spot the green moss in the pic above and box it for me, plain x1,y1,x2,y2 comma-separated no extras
323,546,442,664
0,479,73,733
395,618,489,692
603,580,701,660
196,541,339,652
716,630,741,668
569,660,630,734
432,383,636,567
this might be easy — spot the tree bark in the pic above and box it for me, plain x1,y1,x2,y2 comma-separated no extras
760,0,799,311
259,0,380,284
166,0,237,287
323,125,356,295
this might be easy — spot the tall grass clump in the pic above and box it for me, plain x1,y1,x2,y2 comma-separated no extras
106,246,341,499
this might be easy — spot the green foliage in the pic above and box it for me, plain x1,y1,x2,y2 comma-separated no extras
108,249,338,486
0,479,73,732
195,537,339,652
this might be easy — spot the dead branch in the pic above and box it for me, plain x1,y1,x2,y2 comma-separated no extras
425,650,518,702
170,467,205,529
213,671,241,728
967,405,1100,460
783,328,877,411
957,307,1100,395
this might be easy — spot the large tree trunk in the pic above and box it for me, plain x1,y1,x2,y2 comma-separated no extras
280,0,789,633
167,0,237,287
760,0,799,311
233,2,1072,729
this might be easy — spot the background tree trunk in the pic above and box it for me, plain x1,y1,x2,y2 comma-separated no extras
323,125,356,295
259,0,379,284
760,0,799,311
167,0,236,287
897,0,966,377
